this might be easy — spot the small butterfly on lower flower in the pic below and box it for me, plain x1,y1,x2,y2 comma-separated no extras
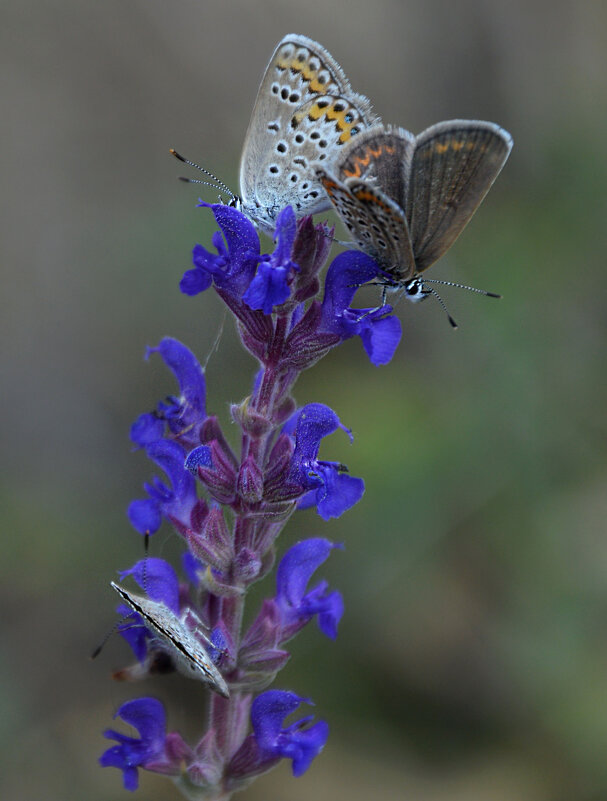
110,581,230,698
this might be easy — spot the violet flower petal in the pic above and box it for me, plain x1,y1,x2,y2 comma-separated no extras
288,403,364,519
183,203,260,298
100,698,167,791
251,690,329,777
275,539,344,639
118,557,180,613
127,498,162,536
320,250,401,365
145,338,207,430
128,440,198,535
130,413,165,447
243,206,298,314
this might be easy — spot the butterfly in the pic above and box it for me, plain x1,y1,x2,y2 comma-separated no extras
316,120,513,321
173,34,379,233
111,581,230,698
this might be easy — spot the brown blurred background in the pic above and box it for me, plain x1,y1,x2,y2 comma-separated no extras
2,1,607,799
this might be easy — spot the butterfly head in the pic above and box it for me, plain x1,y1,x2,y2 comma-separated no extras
402,277,432,304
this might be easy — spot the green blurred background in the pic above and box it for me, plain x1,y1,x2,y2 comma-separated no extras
3,1,607,799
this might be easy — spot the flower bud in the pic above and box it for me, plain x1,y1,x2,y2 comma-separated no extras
234,547,262,583
185,507,233,570
237,456,264,504
231,397,272,438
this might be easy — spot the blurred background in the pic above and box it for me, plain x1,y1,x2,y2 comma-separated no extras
2,1,607,799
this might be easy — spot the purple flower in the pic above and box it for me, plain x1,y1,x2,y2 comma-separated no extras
251,690,329,777
275,539,344,640
242,206,299,314
181,203,260,298
321,250,402,365
288,403,364,520
119,557,180,611
143,338,207,448
99,698,167,791
115,601,153,663
127,338,210,535
130,412,165,447
185,434,237,507
127,440,200,536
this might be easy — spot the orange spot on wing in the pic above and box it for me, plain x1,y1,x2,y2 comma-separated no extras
298,100,363,144
275,48,332,95
426,139,484,156
290,60,329,95
318,175,340,197
343,143,396,177
353,188,392,211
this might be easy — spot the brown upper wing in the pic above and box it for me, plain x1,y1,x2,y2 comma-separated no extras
406,120,512,272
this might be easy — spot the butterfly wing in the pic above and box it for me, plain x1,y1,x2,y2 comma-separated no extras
239,34,378,231
318,170,416,281
318,125,417,281
406,120,513,272
332,124,414,206
111,582,229,697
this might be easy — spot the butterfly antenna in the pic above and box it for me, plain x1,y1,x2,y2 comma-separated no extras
142,532,150,592
91,606,139,659
169,149,237,201
421,277,501,299
425,286,458,329
91,624,120,660
177,176,231,196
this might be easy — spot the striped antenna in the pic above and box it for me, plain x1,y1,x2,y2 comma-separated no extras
170,149,237,202
421,277,501,298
